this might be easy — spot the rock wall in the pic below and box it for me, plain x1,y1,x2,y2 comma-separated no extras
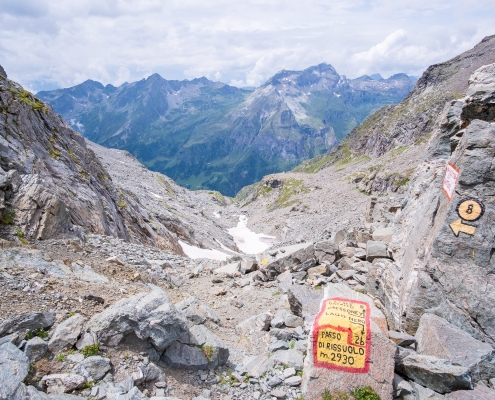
0,65,183,252
368,63,495,345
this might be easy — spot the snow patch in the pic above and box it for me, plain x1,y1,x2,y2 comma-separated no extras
228,215,276,254
179,240,228,261
213,211,221,218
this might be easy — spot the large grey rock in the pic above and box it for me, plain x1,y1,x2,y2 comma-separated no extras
396,353,472,394
0,249,71,279
71,356,111,381
240,259,257,274
213,262,239,276
374,65,495,344
259,242,314,280
71,261,109,283
40,373,86,394
270,349,304,370
0,342,29,399
287,284,323,322
366,241,389,261
75,331,97,350
314,240,338,264
236,312,273,333
48,314,85,353
284,314,303,328
87,288,188,352
365,258,401,331
388,331,416,347
372,226,394,242
24,336,48,362
175,296,220,325
415,313,495,382
444,384,495,399
0,312,56,337
162,324,228,370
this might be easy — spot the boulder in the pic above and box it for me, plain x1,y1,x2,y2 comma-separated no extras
307,265,327,279
270,328,295,341
292,271,307,281
365,258,401,331
271,310,291,328
314,240,338,264
40,373,86,394
243,355,271,378
396,353,472,394
71,356,111,381
301,283,395,400
339,257,354,270
270,349,304,370
269,341,290,352
162,324,228,370
366,241,389,262
259,242,314,279
48,314,85,353
284,314,304,328
372,226,394,242
236,312,273,333
75,331,97,350
336,269,356,280
415,313,495,382
444,384,495,399
292,258,316,272
287,284,323,322
175,296,220,325
392,373,414,398
0,312,56,337
240,259,257,274
24,336,48,362
276,270,293,293
0,342,29,399
213,262,239,276
87,288,188,352
71,261,109,283
388,331,416,347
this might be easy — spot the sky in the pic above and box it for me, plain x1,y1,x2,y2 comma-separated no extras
0,0,494,92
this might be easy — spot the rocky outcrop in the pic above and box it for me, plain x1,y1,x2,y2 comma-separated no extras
344,35,495,159
367,63,495,344
87,288,188,352
0,65,186,252
0,342,29,399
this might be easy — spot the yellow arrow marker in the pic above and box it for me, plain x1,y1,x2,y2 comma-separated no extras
450,219,476,237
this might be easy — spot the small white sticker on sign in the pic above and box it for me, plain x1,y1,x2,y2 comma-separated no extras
442,163,459,200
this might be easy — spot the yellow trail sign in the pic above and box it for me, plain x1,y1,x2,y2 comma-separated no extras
450,218,476,237
312,298,371,373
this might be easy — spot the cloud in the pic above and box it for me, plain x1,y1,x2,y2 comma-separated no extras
0,0,493,91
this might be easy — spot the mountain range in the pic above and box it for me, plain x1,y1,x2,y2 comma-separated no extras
38,63,416,196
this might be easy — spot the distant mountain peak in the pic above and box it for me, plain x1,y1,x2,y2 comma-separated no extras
38,62,416,196
369,73,383,81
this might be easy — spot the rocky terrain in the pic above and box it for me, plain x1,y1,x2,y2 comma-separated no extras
1,36,495,400
37,64,416,196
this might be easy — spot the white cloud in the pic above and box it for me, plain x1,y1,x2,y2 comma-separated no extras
0,0,493,91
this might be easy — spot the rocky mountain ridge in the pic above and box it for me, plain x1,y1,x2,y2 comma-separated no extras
0,66,234,254
295,34,495,176
38,64,416,196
